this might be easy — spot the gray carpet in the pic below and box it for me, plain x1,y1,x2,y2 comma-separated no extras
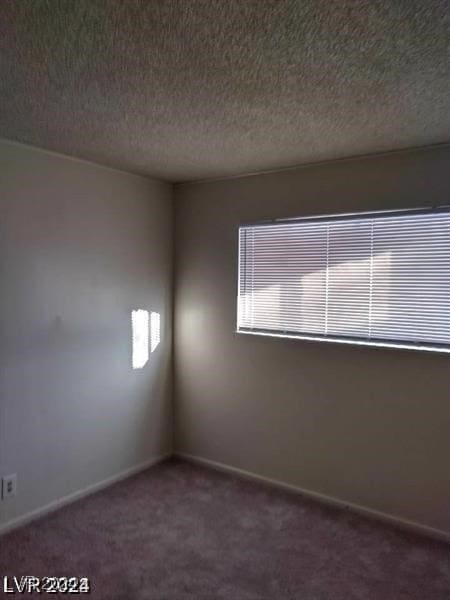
0,458,449,599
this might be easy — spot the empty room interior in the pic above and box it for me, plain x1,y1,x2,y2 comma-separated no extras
1,1,450,598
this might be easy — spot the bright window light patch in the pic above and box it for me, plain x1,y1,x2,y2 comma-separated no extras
150,311,160,353
132,309,149,369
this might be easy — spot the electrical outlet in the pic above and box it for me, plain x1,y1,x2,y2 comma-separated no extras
2,474,17,499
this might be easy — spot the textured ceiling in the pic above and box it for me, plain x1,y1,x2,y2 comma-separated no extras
0,1,449,182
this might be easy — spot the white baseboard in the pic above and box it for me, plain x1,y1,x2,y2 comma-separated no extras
176,452,450,544
0,452,171,536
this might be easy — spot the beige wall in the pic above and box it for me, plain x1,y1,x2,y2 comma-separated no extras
0,140,173,529
174,146,450,535
2,140,449,536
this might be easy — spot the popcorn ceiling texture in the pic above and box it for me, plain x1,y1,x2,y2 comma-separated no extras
0,0,449,182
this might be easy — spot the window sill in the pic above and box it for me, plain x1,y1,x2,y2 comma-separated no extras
235,328,450,355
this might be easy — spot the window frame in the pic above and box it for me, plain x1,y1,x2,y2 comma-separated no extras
236,205,450,354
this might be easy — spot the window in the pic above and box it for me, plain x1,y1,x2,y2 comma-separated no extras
237,208,450,353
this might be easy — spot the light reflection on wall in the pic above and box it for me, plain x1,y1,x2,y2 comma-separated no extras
150,311,161,353
132,309,149,369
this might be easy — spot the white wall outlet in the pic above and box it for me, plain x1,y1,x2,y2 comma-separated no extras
2,474,17,499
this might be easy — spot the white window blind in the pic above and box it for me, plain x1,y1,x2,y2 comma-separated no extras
237,209,450,352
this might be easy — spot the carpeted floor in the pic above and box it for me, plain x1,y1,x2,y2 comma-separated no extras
0,458,449,599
